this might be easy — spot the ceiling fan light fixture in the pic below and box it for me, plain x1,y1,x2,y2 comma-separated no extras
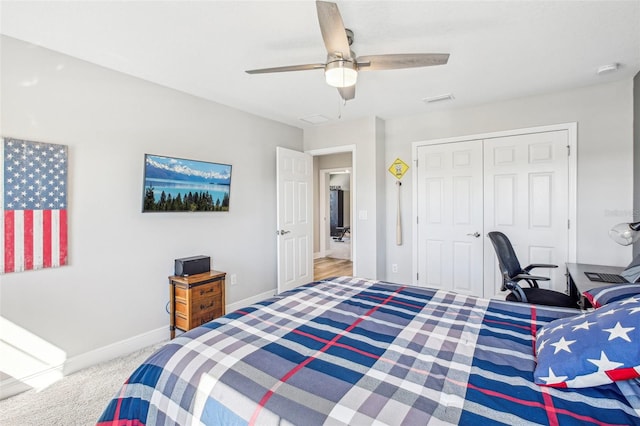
325,59,357,88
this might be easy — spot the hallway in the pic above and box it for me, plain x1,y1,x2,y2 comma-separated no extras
314,257,353,280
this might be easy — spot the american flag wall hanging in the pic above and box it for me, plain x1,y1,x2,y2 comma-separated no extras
1,138,68,274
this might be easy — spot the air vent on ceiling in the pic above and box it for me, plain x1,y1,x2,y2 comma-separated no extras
422,93,455,104
299,114,330,125
597,63,619,75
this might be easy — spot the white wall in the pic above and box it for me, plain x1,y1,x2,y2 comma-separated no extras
384,79,635,284
0,36,302,394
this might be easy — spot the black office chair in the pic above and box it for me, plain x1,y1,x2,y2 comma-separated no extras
487,231,579,309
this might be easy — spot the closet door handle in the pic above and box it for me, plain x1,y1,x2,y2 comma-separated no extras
467,232,481,238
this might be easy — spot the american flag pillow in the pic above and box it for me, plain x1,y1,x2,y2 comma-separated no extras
534,296,640,388
583,284,640,308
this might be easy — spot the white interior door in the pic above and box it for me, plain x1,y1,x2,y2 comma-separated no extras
416,140,484,295
483,130,569,297
276,147,313,293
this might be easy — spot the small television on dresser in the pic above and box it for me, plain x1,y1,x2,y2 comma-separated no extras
142,154,232,212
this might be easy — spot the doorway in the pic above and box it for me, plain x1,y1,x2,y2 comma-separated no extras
308,147,355,280
322,168,352,261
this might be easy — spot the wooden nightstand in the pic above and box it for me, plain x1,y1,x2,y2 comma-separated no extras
168,270,226,339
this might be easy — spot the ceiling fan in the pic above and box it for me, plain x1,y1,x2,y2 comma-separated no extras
245,1,449,102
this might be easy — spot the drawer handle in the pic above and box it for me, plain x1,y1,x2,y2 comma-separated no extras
200,301,214,310
199,288,215,296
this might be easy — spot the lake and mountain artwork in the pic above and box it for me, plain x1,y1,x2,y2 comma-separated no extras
143,154,232,212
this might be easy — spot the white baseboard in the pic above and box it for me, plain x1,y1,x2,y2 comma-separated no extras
1,291,278,400
226,289,277,312
0,326,167,400
64,327,168,375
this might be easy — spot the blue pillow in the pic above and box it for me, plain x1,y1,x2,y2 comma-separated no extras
534,296,640,388
583,284,640,308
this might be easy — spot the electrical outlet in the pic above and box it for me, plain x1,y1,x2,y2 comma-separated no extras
230,274,237,286
392,264,398,273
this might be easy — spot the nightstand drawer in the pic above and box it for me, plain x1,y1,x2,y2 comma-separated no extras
174,297,220,316
174,280,222,301
195,281,222,299
175,307,223,330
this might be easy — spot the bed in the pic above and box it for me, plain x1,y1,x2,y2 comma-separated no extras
97,276,640,425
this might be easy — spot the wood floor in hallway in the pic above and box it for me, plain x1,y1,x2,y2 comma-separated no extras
314,257,353,280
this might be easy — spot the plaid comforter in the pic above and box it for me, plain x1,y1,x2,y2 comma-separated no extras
98,277,640,425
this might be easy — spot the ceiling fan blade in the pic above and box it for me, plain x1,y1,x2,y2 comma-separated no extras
316,1,351,58
356,53,449,71
337,85,355,101
245,63,325,74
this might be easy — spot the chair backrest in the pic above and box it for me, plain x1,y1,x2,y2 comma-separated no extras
487,231,523,280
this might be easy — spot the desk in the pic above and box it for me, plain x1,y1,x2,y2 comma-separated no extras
565,263,625,309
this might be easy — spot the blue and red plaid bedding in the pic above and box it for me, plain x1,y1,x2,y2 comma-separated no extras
98,277,640,425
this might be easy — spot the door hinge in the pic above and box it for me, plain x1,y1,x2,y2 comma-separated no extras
567,145,570,156
416,216,419,224
415,159,418,168
568,219,570,230
416,272,419,281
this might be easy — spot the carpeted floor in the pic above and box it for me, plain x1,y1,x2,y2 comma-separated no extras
0,342,165,425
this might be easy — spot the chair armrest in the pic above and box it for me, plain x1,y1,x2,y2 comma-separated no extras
512,273,549,288
524,263,558,272
504,281,528,303
512,273,550,282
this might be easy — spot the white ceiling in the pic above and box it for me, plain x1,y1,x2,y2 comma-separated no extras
1,0,639,129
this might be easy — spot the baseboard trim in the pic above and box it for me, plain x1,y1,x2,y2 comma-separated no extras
0,327,167,400
1,291,278,400
226,289,277,312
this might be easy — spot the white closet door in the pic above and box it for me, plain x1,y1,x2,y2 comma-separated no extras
483,130,569,298
416,140,484,296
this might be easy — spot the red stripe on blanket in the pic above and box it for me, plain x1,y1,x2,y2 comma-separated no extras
466,383,627,426
360,293,424,310
94,379,145,426
531,305,537,355
530,306,561,426
541,387,560,426
484,317,534,331
96,419,145,426
237,309,454,378
249,286,407,425
291,328,382,361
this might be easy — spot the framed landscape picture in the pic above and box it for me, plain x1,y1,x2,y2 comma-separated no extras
142,154,232,212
